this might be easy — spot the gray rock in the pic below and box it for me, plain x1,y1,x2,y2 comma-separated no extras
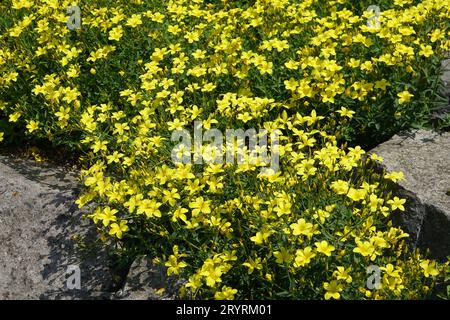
370,130,450,260
116,256,183,300
441,57,450,99
431,58,450,123
0,155,114,299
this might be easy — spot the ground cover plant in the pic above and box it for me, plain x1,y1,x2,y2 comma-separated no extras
0,0,449,299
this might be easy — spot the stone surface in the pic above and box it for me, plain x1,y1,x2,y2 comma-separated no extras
115,256,182,300
0,155,114,299
431,58,450,123
441,57,450,99
370,130,450,260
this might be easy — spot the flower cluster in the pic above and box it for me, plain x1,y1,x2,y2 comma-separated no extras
0,0,449,299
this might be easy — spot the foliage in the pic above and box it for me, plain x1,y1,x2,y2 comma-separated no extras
1,0,449,299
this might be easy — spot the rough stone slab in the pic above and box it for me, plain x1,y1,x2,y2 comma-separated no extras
0,156,114,299
431,57,450,123
115,256,182,300
370,130,450,260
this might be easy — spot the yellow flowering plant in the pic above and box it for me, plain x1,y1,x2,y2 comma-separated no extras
0,0,449,299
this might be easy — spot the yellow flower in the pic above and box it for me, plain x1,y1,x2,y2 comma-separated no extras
162,188,180,206
419,45,433,57
12,0,33,10
137,199,162,218
108,220,129,239
214,286,238,300
429,29,444,42
397,90,413,104
375,79,390,90
26,120,39,133
185,274,202,291
333,266,352,284
55,107,70,123
347,188,367,202
99,206,118,227
419,260,439,277
171,207,188,222
294,246,316,267
323,281,343,300
108,26,123,41
353,240,375,257
330,180,349,195
290,218,314,238
368,194,382,212
336,107,355,119
91,139,108,153
192,49,206,59
250,227,273,245
126,14,142,28
284,78,298,92
62,87,80,104
315,240,335,257
273,247,293,264
165,255,188,276
0,132,4,142
384,171,404,182
387,197,406,211
242,257,263,274
347,58,360,68
201,265,224,287
189,196,211,216
380,264,401,278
